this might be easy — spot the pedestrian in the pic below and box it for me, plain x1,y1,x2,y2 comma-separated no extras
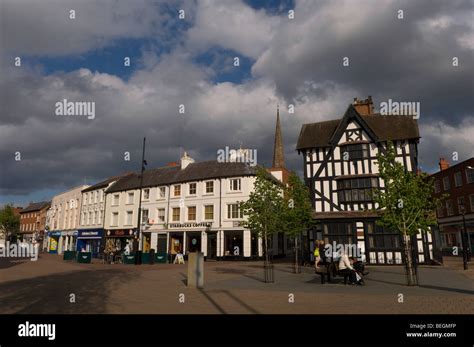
314,240,322,269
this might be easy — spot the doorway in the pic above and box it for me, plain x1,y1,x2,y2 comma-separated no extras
207,232,217,259
187,232,201,253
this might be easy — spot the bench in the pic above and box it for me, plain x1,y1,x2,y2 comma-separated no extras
315,261,350,284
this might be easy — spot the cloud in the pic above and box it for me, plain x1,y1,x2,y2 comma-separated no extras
1,0,174,56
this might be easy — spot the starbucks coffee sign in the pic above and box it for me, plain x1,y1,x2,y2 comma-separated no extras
168,222,212,229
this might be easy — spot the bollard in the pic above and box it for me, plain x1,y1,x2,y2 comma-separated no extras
187,252,204,288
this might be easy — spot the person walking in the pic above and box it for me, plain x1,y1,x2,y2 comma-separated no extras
314,240,322,269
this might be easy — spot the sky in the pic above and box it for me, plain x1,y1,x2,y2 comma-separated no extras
1,0,473,207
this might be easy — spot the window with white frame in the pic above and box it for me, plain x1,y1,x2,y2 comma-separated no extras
100,189,104,202
113,194,119,206
174,185,181,197
157,208,165,222
187,206,196,221
454,172,463,187
94,191,98,203
81,212,85,225
143,188,150,200
127,192,134,204
158,187,166,199
204,205,214,220
205,181,214,194
111,212,119,226
443,176,450,191
229,178,241,191
189,183,197,195
92,211,96,225
172,207,180,222
227,204,243,219
98,210,102,224
125,211,133,225
141,209,149,224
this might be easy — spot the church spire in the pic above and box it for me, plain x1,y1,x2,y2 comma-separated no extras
272,105,285,168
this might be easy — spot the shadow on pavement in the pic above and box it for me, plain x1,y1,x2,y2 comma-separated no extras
0,268,134,314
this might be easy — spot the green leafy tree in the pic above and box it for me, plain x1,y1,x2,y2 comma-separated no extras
239,167,285,281
282,172,314,273
373,141,440,286
0,204,20,243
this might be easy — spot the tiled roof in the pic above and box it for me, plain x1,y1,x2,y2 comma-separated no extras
20,201,51,213
106,161,259,193
296,113,420,150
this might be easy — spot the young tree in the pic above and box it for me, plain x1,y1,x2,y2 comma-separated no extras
282,172,314,273
0,204,20,243
239,167,285,282
373,141,440,286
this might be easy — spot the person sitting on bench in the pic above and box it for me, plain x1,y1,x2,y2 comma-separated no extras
338,251,357,284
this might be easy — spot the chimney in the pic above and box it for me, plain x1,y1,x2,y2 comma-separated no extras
439,158,450,171
167,162,178,167
353,96,374,116
180,152,195,170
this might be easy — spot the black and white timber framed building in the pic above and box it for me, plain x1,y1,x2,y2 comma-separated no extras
296,97,435,265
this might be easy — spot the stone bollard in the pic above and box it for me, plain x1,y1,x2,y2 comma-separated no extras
187,252,204,288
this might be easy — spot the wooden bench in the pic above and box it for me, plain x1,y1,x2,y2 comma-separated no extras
315,261,351,284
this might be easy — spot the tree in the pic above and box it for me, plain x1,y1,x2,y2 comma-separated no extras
0,204,20,243
373,141,440,286
282,172,314,273
239,167,285,282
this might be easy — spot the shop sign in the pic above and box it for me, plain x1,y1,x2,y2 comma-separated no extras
48,231,61,237
168,222,212,229
78,229,103,239
106,229,135,237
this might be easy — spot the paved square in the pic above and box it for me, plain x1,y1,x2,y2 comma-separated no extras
0,254,473,314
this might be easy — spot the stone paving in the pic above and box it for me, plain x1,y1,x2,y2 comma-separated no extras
0,253,472,314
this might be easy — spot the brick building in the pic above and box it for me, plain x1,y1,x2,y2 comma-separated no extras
431,157,474,253
19,201,51,244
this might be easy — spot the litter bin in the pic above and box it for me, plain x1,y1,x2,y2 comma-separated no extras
63,250,77,261
77,252,92,264
123,255,135,264
155,253,168,263
141,252,150,264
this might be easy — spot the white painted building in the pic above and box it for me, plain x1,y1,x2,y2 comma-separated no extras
45,185,89,254
103,153,267,260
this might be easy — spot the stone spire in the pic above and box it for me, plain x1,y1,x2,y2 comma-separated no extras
272,105,285,168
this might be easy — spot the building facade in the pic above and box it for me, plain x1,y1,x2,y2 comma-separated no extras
104,154,265,260
431,157,474,253
46,185,89,254
77,176,126,256
296,97,434,265
19,201,50,244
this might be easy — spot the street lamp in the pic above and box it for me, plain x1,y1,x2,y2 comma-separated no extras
135,137,147,265
459,201,469,270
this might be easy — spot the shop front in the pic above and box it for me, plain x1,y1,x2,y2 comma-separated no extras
59,231,78,254
47,231,61,254
105,229,135,253
76,229,104,257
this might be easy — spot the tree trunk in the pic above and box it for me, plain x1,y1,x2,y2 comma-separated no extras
403,234,418,286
